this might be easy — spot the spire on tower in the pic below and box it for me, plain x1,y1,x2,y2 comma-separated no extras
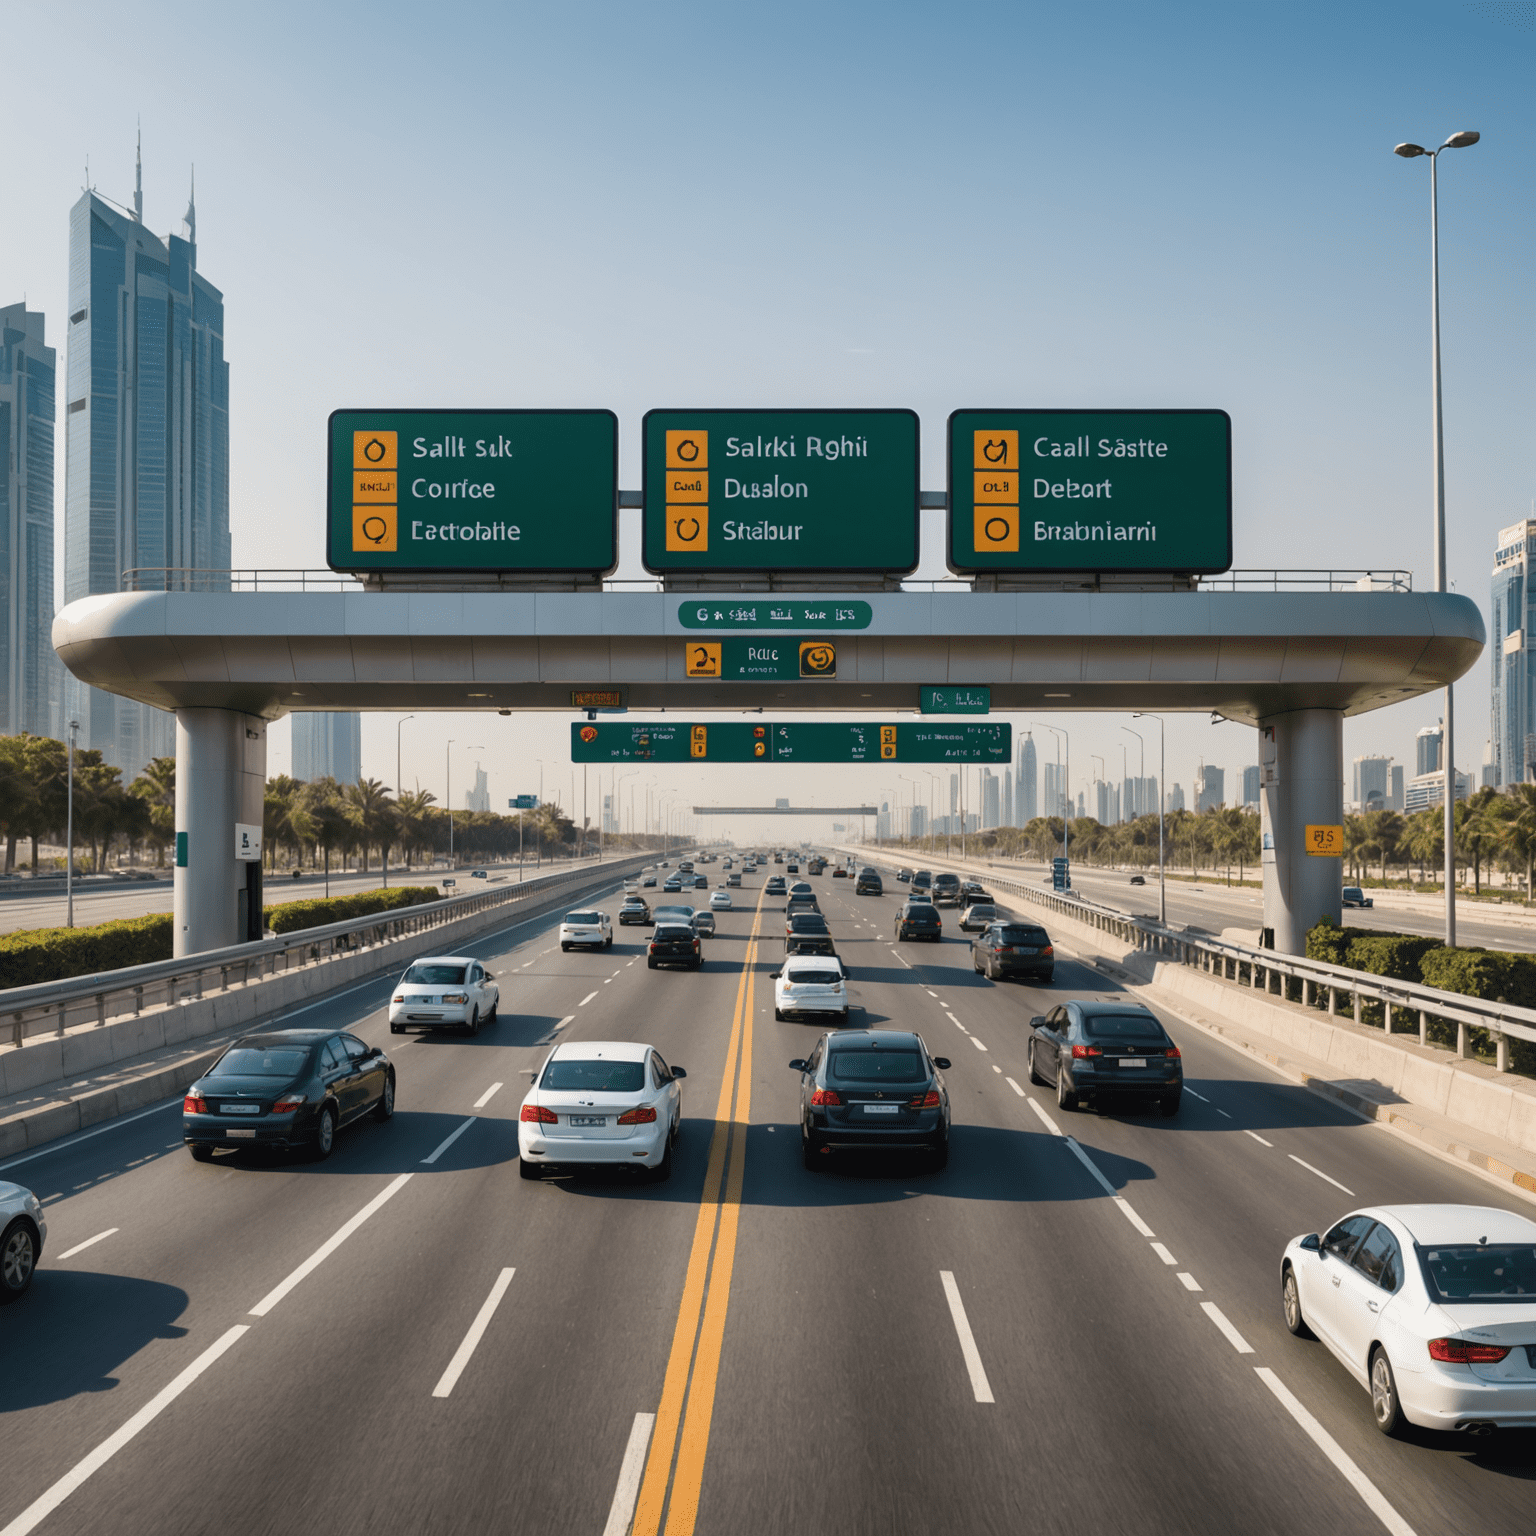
133,122,143,223
184,164,196,247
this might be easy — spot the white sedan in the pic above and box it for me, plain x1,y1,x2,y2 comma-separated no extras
772,955,849,1022
559,909,613,951
389,955,499,1034
1,1180,46,1302
518,1040,686,1181
1282,1202,1536,1435
709,890,732,910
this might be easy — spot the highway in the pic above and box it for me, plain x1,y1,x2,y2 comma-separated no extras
3,859,1534,1536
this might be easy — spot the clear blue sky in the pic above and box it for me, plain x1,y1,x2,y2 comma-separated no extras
6,0,1532,830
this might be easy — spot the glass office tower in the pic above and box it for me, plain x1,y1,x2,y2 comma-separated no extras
63,164,229,779
1491,520,1536,786
0,304,59,737
1017,733,1038,822
292,712,361,785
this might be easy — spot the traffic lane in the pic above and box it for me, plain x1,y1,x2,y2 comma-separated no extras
12,889,761,1535
923,947,1536,1531
699,934,1380,1536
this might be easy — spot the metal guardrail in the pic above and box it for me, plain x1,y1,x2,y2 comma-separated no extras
123,568,363,592
1,853,663,1052
1198,569,1413,593
845,847,1534,1073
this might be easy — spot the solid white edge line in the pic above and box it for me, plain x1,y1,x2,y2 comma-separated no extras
249,1172,414,1316
938,1271,995,1404
1150,1242,1178,1266
1114,1198,1156,1238
1200,1301,1255,1354
1065,1137,1118,1196
55,1228,119,1261
1288,1154,1356,1196
602,1412,657,1536
1244,1130,1275,1147
0,1324,250,1536
421,1117,478,1166
579,991,599,1007
1253,1368,1419,1536
432,1267,517,1398
473,1082,504,1110
1005,1077,1025,1096
1026,1098,1062,1137
1176,1271,1203,1292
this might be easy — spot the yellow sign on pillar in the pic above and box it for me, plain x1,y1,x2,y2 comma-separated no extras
1304,824,1344,857
686,642,722,678
880,725,897,760
690,725,708,759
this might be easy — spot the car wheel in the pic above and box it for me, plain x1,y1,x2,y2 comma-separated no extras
189,1143,215,1162
518,1157,543,1180
311,1104,337,1161
1042,971,1054,985
774,1008,785,1021
1159,1092,1181,1118
930,1135,949,1172
1281,1264,1314,1339
0,1219,39,1303
561,943,570,952
647,958,657,969
1028,1043,1047,1087
801,1136,821,1171
972,957,981,973
1056,1071,1077,1112
390,1023,404,1034
1369,1348,1405,1437
373,1073,396,1122
650,1137,674,1183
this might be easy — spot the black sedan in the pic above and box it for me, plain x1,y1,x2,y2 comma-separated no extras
790,1029,951,1169
894,902,942,942
972,922,1055,981
183,1029,394,1162
785,912,836,956
1027,1001,1181,1116
648,922,702,970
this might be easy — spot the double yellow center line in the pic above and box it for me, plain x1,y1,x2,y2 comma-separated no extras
630,890,763,1536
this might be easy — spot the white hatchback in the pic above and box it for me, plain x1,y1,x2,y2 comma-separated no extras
772,954,849,1022
559,909,613,951
1,1179,47,1302
709,890,732,910
1282,1203,1536,1435
389,956,499,1034
519,1041,686,1180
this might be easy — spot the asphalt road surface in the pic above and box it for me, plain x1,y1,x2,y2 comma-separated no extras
4,863,1533,1536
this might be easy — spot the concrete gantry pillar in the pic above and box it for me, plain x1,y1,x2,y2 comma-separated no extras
174,709,268,958
1259,707,1344,956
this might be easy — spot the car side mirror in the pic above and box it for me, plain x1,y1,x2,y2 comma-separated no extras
1299,1233,1321,1253
1030,1016,1045,1029
788,1059,808,1071
769,969,781,979
369,1046,384,1058
672,1067,687,1079
932,1057,951,1071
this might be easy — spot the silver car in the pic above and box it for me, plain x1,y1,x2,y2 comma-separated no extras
1,1180,46,1302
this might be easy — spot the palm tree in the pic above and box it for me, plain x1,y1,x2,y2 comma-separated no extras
1357,809,1405,885
345,777,396,884
1400,808,1442,886
299,778,353,896
393,788,437,869
1499,782,1536,900
131,756,177,867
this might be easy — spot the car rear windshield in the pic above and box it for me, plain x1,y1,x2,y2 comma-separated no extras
933,874,960,887
905,905,939,918
828,1050,927,1083
967,905,998,916
997,926,1049,944
541,1060,647,1092
1419,1244,1536,1303
790,914,828,929
786,968,842,985
403,964,466,985
566,912,602,925
212,1046,311,1078
1082,1013,1168,1041
654,925,694,940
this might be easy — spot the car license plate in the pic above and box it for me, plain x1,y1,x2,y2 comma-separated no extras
1119,1058,1147,1068
569,1115,607,1128
220,1103,260,1114
226,1128,256,1138
864,1104,900,1115
1016,946,1037,955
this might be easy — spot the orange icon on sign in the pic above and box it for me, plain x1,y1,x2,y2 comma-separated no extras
354,431,398,470
666,430,708,469
580,725,598,743
974,506,1019,553
973,430,1017,469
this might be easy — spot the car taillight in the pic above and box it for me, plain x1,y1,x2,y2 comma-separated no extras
1428,1338,1511,1364
1164,1045,1182,1059
392,995,405,1003
1042,945,1054,956
617,1106,658,1125
908,1090,942,1108
184,1093,208,1113
810,1088,842,1106
443,993,469,1004
272,1093,305,1115
1071,1044,1102,1059
693,940,700,951
521,1104,558,1123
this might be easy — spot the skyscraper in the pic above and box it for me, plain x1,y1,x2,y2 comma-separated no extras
1491,520,1536,785
1415,722,1443,777
1042,760,1066,819
1018,732,1038,821
981,770,999,829
1002,768,1013,827
1196,764,1224,813
292,712,361,785
1242,764,1261,809
63,147,230,778
0,304,58,737
465,763,490,813
1352,755,1392,812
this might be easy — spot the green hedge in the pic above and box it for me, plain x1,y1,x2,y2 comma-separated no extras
1420,946,1536,1012
0,913,175,989
1305,920,1442,981
263,885,441,935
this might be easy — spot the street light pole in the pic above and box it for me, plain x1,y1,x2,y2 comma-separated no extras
1395,128,1479,947
66,719,78,927
1133,713,1167,927
1034,723,1069,868
446,739,454,869
396,715,415,805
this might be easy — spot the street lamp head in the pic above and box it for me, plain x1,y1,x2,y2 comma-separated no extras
1393,142,1428,158
1442,130,1480,149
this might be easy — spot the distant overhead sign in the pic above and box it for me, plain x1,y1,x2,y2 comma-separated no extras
946,409,1231,575
328,409,618,576
920,686,990,715
571,721,1010,763
642,409,919,574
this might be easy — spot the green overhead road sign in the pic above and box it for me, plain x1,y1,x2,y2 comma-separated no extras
947,409,1231,575
642,409,919,574
570,721,1010,763
510,794,538,809
920,686,990,715
328,409,618,576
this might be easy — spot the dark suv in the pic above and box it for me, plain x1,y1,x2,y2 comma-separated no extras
648,923,702,971
971,922,1054,982
790,1029,952,1169
931,873,963,907
1028,1001,1181,1116
786,912,836,956
855,867,883,895
894,902,942,942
